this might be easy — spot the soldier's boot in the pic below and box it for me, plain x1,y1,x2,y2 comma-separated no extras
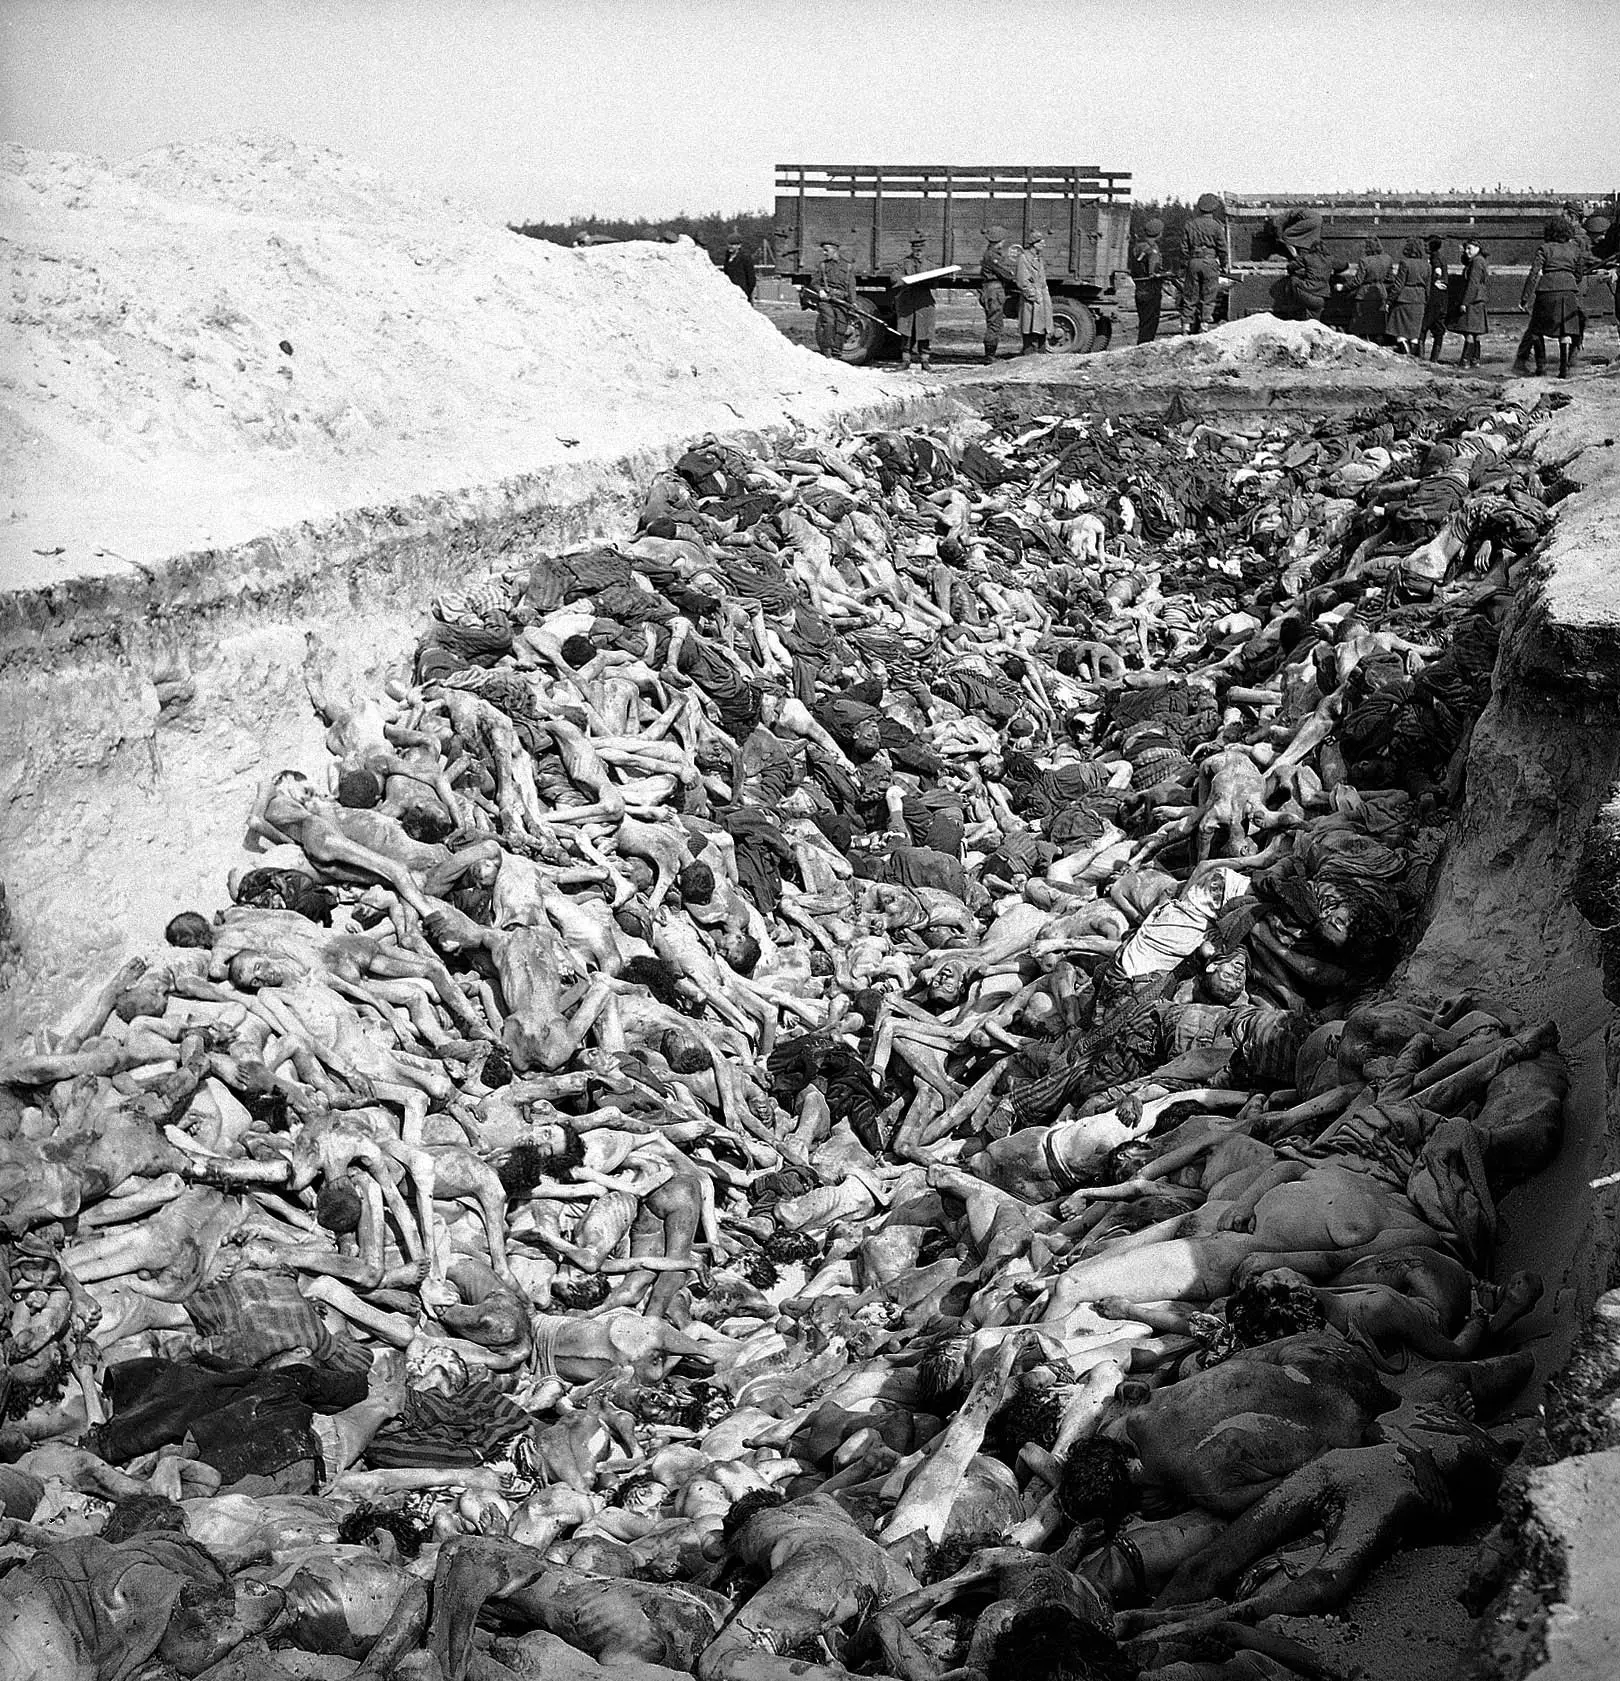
1428,333,1443,362
918,342,932,370
1533,338,1547,376
983,338,998,364
900,349,911,368
1035,333,1050,353
1558,342,1571,379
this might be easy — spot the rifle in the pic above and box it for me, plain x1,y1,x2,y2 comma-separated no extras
799,287,908,341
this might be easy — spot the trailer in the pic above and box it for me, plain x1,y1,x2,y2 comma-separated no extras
1221,192,1619,327
771,164,1132,363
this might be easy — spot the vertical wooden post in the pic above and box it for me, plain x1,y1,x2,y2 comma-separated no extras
1068,170,1079,278
872,169,882,274
795,168,805,276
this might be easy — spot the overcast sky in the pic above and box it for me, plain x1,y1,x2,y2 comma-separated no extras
2,0,1615,222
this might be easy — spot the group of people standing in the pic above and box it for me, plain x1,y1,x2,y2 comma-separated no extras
801,225,1060,367
732,196,1613,378
1277,204,1611,376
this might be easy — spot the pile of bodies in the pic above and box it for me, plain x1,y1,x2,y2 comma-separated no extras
0,389,1578,1681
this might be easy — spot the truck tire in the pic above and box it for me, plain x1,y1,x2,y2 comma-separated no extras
1049,302,1097,354
842,300,889,365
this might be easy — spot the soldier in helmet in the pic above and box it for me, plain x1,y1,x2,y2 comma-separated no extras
1182,192,1229,335
890,229,937,369
979,224,1020,363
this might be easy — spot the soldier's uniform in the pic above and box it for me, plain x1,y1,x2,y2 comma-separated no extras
810,246,857,358
1182,194,1228,335
979,226,1020,363
891,236,936,367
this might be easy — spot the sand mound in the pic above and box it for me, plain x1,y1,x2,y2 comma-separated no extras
1112,315,1401,373
1,135,890,588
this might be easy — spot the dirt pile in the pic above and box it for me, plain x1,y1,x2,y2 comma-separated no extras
1111,315,1404,373
0,134,892,589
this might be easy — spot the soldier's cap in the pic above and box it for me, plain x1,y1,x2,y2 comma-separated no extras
909,229,926,243
1586,214,1611,234
983,224,1008,241
1196,192,1223,214
1028,229,1048,242
819,238,841,248
1144,218,1164,237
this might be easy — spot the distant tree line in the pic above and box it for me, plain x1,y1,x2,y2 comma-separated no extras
514,201,1197,260
510,211,775,252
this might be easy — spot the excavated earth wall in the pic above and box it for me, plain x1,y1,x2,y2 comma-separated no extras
0,393,967,1047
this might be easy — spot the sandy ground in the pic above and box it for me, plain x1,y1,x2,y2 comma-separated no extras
0,135,913,591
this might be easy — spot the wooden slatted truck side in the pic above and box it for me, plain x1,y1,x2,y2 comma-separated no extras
770,164,1133,364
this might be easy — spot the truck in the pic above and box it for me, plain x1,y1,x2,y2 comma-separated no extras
770,164,1133,363
1220,192,1619,328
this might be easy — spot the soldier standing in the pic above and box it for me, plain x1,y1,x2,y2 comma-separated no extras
809,238,857,359
979,224,1020,363
890,229,936,369
1016,230,1054,354
1181,193,1228,335
1130,216,1166,343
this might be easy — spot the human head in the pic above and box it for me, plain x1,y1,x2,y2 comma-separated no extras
498,1126,585,1192
909,229,926,249
1427,235,1443,253
984,223,1008,245
1362,235,1383,256
725,233,742,250
819,239,840,256
227,952,302,990
316,1176,365,1235
398,803,453,843
1201,946,1248,1004
720,930,762,977
1403,235,1425,258
1029,229,1047,248
560,633,597,668
1224,1269,1325,1346
988,1604,1138,1681
1546,216,1574,241
1195,192,1223,215
164,910,214,949
1463,238,1481,257
336,767,384,809
676,860,715,904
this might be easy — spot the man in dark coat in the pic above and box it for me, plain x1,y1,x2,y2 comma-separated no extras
807,238,857,359
1130,217,1166,343
1181,193,1228,335
721,235,756,301
980,224,1020,363
890,229,937,368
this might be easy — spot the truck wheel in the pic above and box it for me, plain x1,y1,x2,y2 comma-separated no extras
842,303,889,365
1050,303,1097,354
